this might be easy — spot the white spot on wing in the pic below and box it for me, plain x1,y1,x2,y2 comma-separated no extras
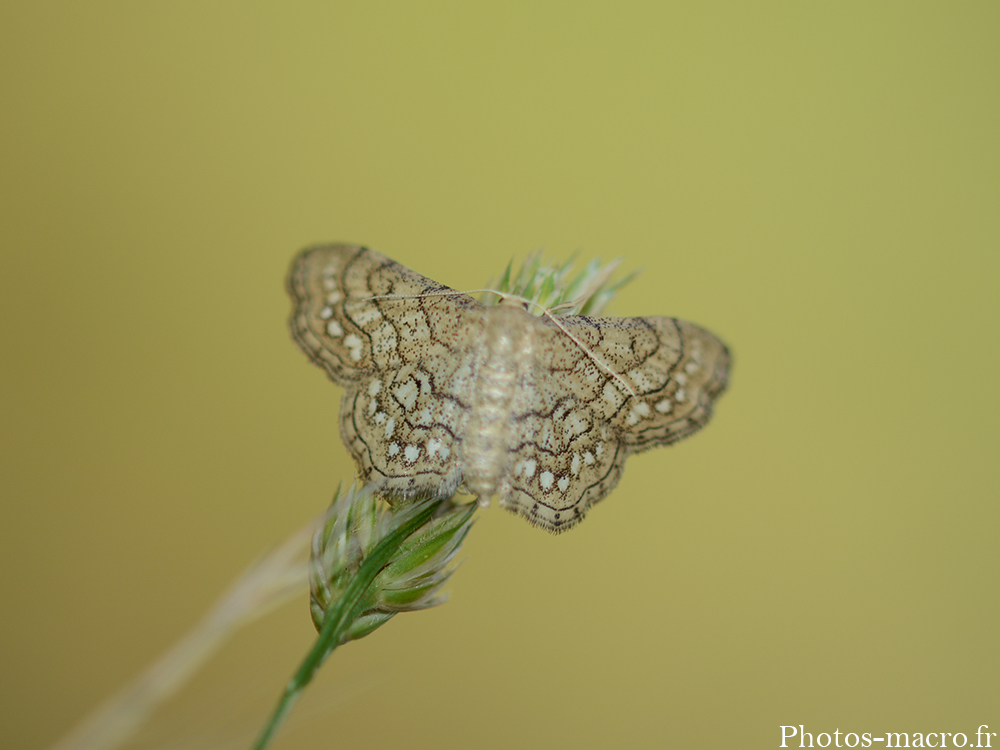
557,476,569,492
388,442,400,457
366,324,398,358
564,412,589,438
603,382,625,408
628,368,656,391
404,445,419,462
656,399,673,414
540,471,554,490
627,403,650,425
343,333,363,361
394,379,418,411
385,417,396,439
352,306,382,327
627,403,650,426
326,320,343,337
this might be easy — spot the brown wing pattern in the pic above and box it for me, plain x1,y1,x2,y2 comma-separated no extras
287,244,481,384
289,244,730,533
557,315,730,449
496,314,729,531
289,244,485,498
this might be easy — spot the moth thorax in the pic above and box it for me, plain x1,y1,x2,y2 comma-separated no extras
461,306,535,501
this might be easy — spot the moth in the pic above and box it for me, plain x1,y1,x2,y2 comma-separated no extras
288,244,729,532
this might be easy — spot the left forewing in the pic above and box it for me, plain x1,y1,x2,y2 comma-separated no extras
288,244,481,385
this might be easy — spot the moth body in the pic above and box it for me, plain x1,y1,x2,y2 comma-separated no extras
461,304,534,504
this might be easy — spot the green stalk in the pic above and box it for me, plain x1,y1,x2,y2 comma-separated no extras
250,498,443,750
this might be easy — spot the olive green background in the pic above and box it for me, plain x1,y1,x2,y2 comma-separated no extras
2,3,997,749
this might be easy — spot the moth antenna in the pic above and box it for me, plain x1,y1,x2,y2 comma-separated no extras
534,306,639,401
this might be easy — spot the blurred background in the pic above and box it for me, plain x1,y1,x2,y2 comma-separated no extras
2,3,997,749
